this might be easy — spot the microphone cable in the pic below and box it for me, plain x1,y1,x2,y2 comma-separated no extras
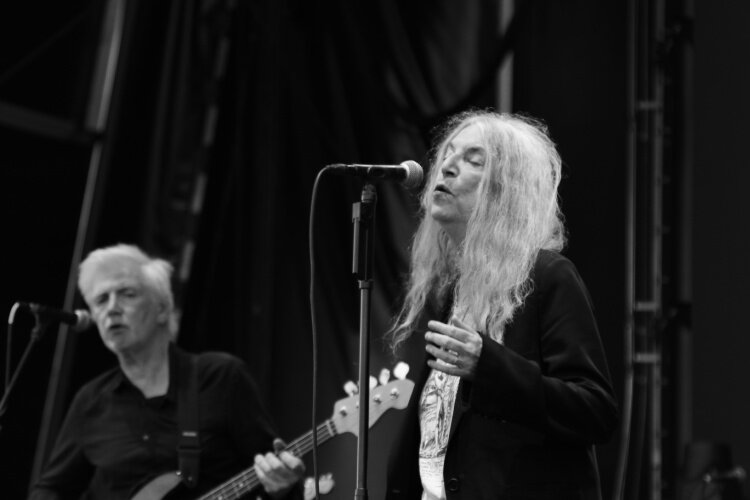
307,167,328,500
5,302,23,393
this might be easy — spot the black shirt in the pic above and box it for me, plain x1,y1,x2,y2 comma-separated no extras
30,344,282,500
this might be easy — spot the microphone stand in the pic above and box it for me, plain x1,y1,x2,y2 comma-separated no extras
351,183,376,500
0,310,53,434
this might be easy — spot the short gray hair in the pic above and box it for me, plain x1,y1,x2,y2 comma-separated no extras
78,243,178,336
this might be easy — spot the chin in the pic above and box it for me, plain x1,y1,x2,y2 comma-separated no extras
429,205,447,219
104,335,130,351
430,210,457,226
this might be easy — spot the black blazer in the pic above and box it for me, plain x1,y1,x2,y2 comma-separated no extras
386,250,618,500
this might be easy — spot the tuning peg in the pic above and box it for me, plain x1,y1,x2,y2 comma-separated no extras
378,368,391,385
343,380,358,396
393,362,410,380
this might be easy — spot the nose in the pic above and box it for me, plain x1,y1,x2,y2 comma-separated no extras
440,153,459,178
104,293,123,315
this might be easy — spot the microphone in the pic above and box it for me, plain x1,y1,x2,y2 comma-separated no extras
20,302,92,332
325,160,423,188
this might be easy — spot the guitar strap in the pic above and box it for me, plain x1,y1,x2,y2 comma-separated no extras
177,351,201,489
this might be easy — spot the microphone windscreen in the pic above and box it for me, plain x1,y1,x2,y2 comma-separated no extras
73,310,94,331
400,160,423,188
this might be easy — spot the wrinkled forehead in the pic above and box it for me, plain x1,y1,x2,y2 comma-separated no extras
80,258,146,301
448,121,486,147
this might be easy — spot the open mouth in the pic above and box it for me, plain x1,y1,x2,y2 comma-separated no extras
434,184,451,194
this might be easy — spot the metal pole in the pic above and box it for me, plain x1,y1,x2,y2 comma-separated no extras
676,0,694,472
29,0,127,486
352,184,376,500
611,0,638,497
496,0,514,113
648,1,666,497
616,1,667,498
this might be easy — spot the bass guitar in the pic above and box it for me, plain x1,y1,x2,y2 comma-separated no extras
132,378,414,500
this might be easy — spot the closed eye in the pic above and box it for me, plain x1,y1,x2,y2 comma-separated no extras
465,149,486,167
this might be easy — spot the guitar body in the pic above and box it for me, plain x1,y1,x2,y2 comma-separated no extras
131,473,184,500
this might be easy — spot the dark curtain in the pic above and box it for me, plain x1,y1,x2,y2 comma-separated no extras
171,2,503,497
177,0,501,409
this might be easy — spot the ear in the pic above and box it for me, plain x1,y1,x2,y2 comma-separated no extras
155,299,170,326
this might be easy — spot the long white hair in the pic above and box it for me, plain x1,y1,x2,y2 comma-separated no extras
389,111,565,352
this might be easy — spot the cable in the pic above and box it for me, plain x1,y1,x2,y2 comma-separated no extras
5,302,23,393
308,168,327,500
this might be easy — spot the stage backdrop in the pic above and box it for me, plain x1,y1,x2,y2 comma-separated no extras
0,1,630,498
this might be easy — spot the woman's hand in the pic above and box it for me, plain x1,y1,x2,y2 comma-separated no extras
425,316,483,380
